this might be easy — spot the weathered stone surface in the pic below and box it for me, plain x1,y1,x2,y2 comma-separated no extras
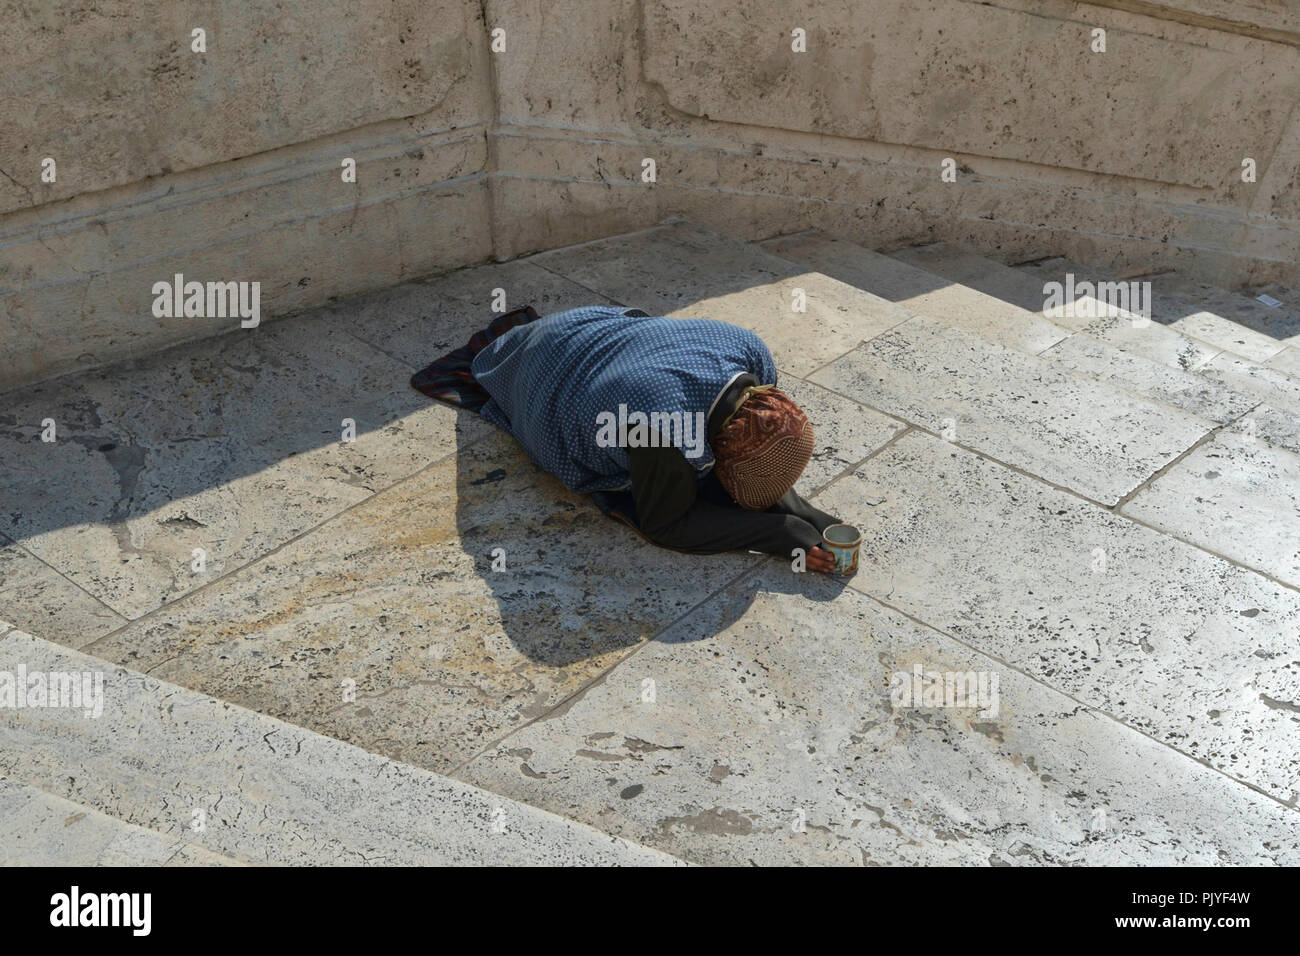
1266,346,1300,378
6,0,1299,397
81,431,762,774
0,626,683,866
322,259,619,371
887,242,1056,316
1014,257,1285,361
1076,312,1221,371
814,430,1300,803
1146,272,1300,341
533,223,913,376
488,125,1300,290
7,220,1300,868
884,242,1285,437
1199,351,1300,419
641,0,1300,189
1123,429,1300,587
0,780,239,866
1244,405,1300,459
0,0,488,212
889,243,1286,382
1040,333,1257,425
809,316,1212,505
762,232,1068,351
1168,310,1285,364
1,138,492,391
0,308,489,619
0,535,124,647
461,567,1300,865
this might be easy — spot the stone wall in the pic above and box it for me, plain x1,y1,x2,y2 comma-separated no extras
3,0,1297,389
0,0,495,389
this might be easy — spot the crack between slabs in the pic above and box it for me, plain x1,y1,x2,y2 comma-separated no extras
1111,402,1261,511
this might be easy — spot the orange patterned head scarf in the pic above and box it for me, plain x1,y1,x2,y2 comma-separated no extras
712,386,814,510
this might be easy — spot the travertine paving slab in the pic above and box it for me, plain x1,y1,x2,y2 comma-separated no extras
1015,257,1284,362
1169,311,1285,364
886,241,1055,315
1244,405,1300,459
0,780,239,866
809,317,1212,505
82,430,761,774
762,232,1068,351
461,568,1300,866
1265,346,1300,380
533,222,913,376
0,534,124,647
888,244,1273,394
777,377,905,491
0,307,491,619
890,242,1238,378
0,626,682,866
1123,429,1300,587
814,430,1300,802
1199,351,1300,419
1078,312,1220,370
1041,333,1257,425
1146,272,1300,341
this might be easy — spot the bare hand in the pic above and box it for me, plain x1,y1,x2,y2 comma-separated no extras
807,545,837,574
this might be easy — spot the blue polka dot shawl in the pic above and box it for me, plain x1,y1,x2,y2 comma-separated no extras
470,305,778,493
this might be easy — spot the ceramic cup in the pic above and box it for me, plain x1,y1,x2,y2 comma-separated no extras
821,523,861,576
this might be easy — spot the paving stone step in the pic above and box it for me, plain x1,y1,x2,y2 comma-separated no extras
531,221,916,376
1013,256,1300,456
812,430,1300,805
809,315,1212,506
0,622,684,866
998,252,1300,407
1017,256,1287,364
5,220,1295,867
74,389,900,780
1122,425,1300,589
1269,346,1300,379
759,232,1067,354
886,241,1070,320
0,532,125,648
1143,271,1300,343
1038,333,1257,427
1196,352,1300,419
0,778,241,866
461,564,1300,864
0,261,605,628
878,241,1265,427
74,431,765,776
4,231,905,788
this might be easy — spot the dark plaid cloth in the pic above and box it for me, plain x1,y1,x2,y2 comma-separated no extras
409,305,542,411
